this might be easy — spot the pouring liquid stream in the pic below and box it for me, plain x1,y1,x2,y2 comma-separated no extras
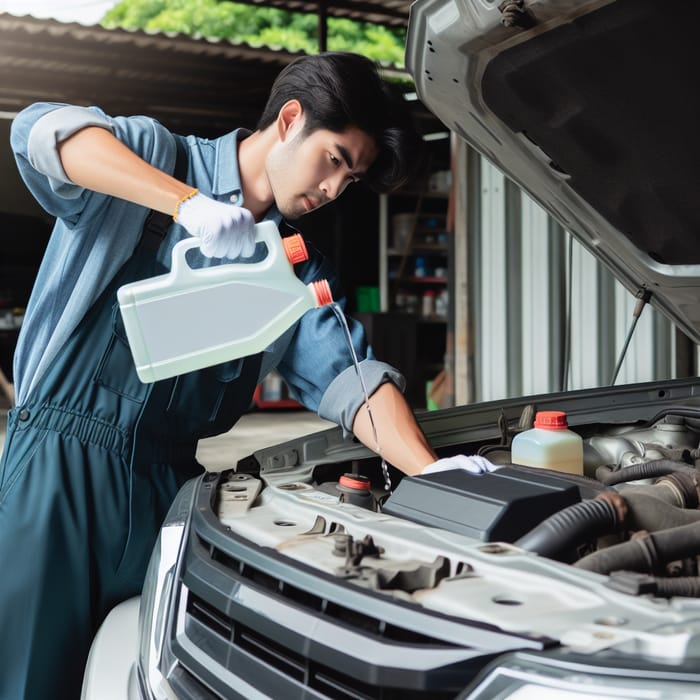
330,303,392,491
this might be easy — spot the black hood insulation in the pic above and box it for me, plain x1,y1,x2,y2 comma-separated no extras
482,0,700,266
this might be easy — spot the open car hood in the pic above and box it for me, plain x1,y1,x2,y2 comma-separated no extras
406,0,700,343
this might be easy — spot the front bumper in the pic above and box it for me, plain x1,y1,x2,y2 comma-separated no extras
81,596,141,700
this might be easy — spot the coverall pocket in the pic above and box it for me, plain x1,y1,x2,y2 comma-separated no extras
94,304,149,402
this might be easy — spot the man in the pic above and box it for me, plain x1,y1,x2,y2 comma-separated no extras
2,52,489,698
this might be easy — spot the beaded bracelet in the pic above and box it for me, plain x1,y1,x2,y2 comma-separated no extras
173,188,199,222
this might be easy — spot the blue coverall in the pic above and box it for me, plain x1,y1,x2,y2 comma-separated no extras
1,104,404,699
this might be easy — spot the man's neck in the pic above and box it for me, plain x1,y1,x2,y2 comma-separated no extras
237,129,275,221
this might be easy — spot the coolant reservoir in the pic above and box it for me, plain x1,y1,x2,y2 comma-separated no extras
511,410,583,475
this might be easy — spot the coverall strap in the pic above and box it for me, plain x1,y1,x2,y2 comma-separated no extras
140,137,190,251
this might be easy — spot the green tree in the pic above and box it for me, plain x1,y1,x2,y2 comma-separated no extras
103,0,406,65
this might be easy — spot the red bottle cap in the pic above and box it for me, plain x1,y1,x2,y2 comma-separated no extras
311,279,333,307
282,234,309,264
534,410,569,430
339,474,371,491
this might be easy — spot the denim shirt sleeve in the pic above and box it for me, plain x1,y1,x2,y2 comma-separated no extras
10,102,175,224
273,243,406,435
9,102,177,403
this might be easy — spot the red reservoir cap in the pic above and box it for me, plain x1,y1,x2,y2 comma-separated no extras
339,474,371,491
534,411,569,430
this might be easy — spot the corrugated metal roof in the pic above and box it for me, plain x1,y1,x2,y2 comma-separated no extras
0,13,421,136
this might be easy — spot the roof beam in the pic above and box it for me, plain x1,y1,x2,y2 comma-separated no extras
215,0,410,28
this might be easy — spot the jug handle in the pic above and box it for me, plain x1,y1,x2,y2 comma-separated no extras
169,222,284,282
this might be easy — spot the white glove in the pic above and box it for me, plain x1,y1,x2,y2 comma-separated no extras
176,192,256,259
422,454,500,475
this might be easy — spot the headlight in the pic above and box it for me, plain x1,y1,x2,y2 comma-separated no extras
462,652,699,699
137,478,198,699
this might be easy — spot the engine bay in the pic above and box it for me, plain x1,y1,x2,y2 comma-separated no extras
200,403,700,666
383,409,700,598
221,404,700,608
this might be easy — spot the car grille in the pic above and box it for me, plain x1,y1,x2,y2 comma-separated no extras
185,591,455,700
161,481,546,699
208,547,457,646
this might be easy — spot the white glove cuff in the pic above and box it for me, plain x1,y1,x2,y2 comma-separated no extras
173,188,201,223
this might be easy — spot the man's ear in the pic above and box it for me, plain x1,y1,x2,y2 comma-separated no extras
277,100,303,141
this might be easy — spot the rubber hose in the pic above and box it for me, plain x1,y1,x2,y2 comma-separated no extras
654,472,699,508
575,520,700,574
622,490,700,531
514,498,619,562
601,459,696,486
654,577,700,598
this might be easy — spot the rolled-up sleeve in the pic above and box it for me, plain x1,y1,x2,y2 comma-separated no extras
10,102,174,224
318,358,405,434
26,105,114,196
11,103,114,208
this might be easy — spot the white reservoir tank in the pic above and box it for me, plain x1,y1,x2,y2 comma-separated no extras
511,410,583,475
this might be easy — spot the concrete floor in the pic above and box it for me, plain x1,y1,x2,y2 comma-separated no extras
196,409,334,471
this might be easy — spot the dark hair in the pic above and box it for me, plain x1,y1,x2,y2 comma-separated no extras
257,52,424,193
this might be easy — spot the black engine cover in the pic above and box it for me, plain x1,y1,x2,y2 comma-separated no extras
382,466,581,542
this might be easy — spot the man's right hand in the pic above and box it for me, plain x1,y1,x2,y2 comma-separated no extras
176,192,256,259
422,454,499,475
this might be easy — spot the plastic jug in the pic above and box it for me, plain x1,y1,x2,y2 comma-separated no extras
117,220,333,383
511,410,583,475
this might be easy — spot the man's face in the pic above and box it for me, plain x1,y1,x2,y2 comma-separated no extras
266,117,378,220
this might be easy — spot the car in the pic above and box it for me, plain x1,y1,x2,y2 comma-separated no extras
82,1,700,698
